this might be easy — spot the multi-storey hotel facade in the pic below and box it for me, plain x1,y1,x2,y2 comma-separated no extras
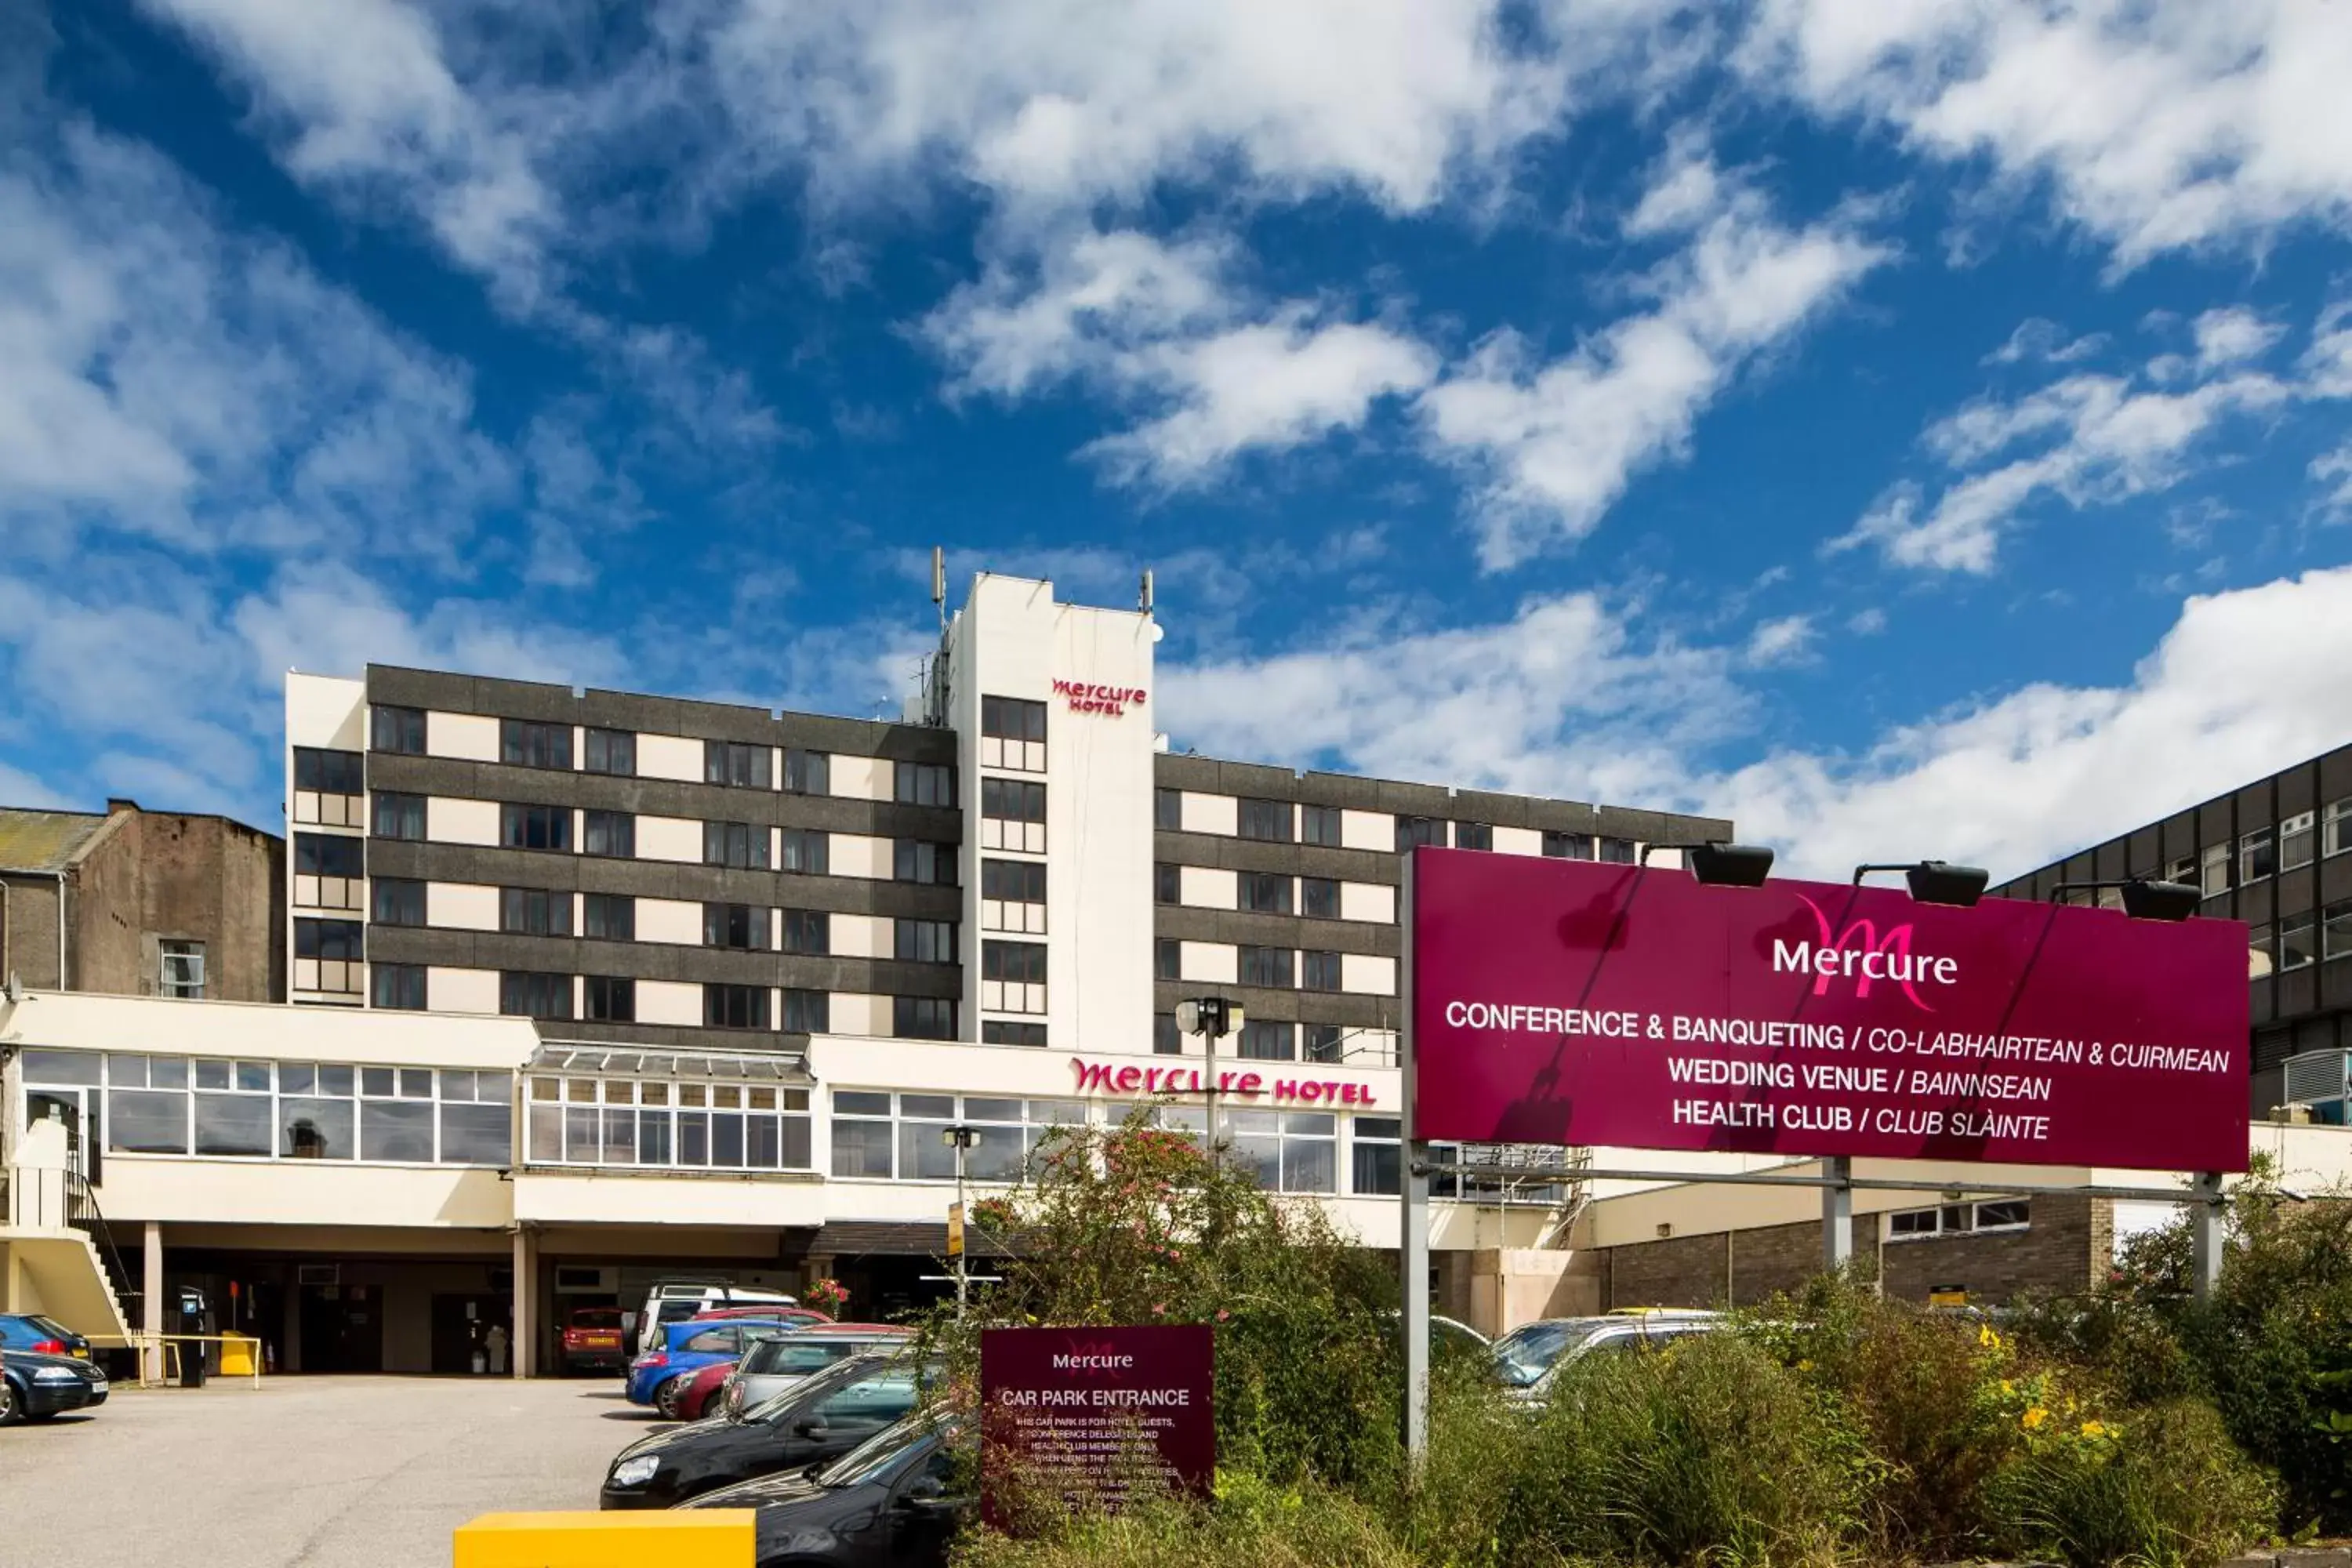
2,574,1738,1374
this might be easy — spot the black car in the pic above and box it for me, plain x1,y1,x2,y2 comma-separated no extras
601,1352,937,1509
684,1414,970,1568
0,1348,111,1425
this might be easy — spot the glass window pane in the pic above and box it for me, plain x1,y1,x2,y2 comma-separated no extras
565,1105,599,1160
834,1091,891,1116
107,1054,147,1087
831,1120,895,1178
901,1094,955,1118
440,1104,510,1165
781,1116,812,1170
361,1066,395,1098
282,1098,355,1160
602,1109,637,1164
1283,1112,1338,1136
639,1112,673,1167
965,1097,1023,1123
1028,1101,1086,1127
194,1095,274,1156
1352,1142,1399,1196
1283,1138,1335,1192
150,1057,187,1090
898,1122,960,1179
194,1059,231,1091
1229,1134,1279,1189
528,1104,564,1163
679,1111,710,1166
318,1064,355,1096
966,1132,1026,1182
749,1116,781,1169
236,1061,272,1092
713,1113,745,1167
361,1100,436,1162
108,1091,187,1154
21,1051,102,1085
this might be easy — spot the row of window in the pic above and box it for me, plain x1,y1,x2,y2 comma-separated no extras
1150,1015,1380,1063
1152,940,1370,993
1152,789,1636,862
2247,901,2352,977
1887,1198,2029,1240
525,1073,814,1171
1156,866,1370,920
363,886,956,963
363,963,961,1040
2180,801,2352,898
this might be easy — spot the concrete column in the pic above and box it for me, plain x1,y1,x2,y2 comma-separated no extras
510,1227,536,1379
2190,1171,2226,1302
1821,1157,1853,1273
141,1221,165,1383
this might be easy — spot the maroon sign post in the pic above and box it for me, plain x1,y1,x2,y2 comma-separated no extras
979,1325,1214,1530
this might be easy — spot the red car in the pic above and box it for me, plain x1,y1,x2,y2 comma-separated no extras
561,1307,630,1374
687,1305,832,1327
669,1358,738,1422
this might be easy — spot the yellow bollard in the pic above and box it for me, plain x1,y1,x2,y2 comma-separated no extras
452,1510,755,1568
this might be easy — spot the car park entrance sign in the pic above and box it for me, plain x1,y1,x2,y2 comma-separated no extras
1408,849,2249,1171
980,1325,1213,1529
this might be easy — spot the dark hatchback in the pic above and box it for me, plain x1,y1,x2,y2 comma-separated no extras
1,1348,111,1425
601,1352,936,1509
683,1414,970,1568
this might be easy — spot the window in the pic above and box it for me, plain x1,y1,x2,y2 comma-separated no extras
150,938,203,1000
983,941,1047,983
706,740,772,789
295,746,365,795
2325,902,2352,962
1976,1200,2031,1230
982,858,1044,902
982,696,1047,742
1543,831,1595,860
2201,844,2231,898
896,761,953,807
1240,873,1293,914
1889,1199,2031,1240
1598,837,1637,864
832,1091,895,1176
583,893,634,941
501,719,571,770
295,833,365,877
372,877,426,926
1239,798,1294,842
502,887,572,937
704,903,771,950
585,975,636,1022
525,1072,808,1172
1304,1023,1345,1064
372,705,426,755
982,778,1047,853
1396,816,1444,852
2281,811,2317,872
1302,950,1342,992
2249,924,2275,979
500,971,572,1021
296,918,365,961
1156,939,1181,981
894,996,956,1040
1352,1116,1401,1196
1156,788,1182,830
2328,798,2352,858
784,748,829,795
371,964,426,1011
1154,1014,1181,1055
1301,877,1340,919
1302,804,1341,847
373,792,426,840
782,829,829,874
1455,822,1494,851
502,803,572,851
893,840,952,884
583,809,634,858
1240,946,1294,989
704,983,771,1029
1156,862,1181,904
828,1090,1080,1180
2166,854,2197,886
1238,1019,1294,1061
2280,912,2317,971
982,1021,1047,1047
783,909,831,956
705,820,769,869
2241,826,2277,884
895,918,954,964
1225,1108,1334,1193
782,989,829,1033
583,728,635,776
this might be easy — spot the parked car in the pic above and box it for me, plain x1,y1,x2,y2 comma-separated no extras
561,1307,631,1375
626,1318,798,1417
671,1358,740,1424
681,1412,970,1568
0,1347,110,1425
0,1314,92,1360
602,1352,937,1508
1492,1310,1722,1405
688,1305,833,1329
722,1325,915,1418
635,1280,797,1357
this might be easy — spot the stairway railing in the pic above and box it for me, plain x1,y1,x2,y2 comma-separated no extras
64,1169,139,1323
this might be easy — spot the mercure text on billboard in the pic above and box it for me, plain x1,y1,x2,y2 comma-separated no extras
1408,849,2249,1171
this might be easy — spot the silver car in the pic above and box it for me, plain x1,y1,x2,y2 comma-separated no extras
720,1329,916,1419
1491,1310,1722,1406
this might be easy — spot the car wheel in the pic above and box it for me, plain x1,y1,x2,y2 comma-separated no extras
654,1376,686,1420
0,1379,20,1427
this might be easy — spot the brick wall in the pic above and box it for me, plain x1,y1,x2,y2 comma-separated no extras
67,808,285,1001
0,874,66,988
1604,1221,1821,1309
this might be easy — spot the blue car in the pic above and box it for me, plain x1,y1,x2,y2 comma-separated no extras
626,1318,796,1417
0,1313,92,1360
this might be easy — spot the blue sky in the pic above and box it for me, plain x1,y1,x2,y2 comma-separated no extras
5,0,2352,879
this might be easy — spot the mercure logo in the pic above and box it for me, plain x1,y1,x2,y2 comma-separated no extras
1772,895,1959,1012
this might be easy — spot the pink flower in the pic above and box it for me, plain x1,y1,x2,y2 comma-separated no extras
1216,1309,1231,1323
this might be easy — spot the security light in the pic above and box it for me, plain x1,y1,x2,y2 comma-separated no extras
941,1124,978,1150
1686,841,1774,887
1905,861,1990,907
2118,879,2201,922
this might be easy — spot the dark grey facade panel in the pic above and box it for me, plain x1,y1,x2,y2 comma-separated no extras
1152,830,1400,886
1149,980,1396,1032
368,925,960,999
365,839,963,920
1151,904,1401,959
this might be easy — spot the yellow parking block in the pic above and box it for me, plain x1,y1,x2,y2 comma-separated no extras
453,1509,754,1567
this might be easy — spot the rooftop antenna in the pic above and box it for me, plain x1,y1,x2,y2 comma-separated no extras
931,546,946,630
1139,568,1154,616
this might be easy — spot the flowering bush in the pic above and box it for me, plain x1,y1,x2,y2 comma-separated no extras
802,1276,849,1316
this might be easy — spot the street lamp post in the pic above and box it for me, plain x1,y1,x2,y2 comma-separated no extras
941,1123,978,1319
1174,996,1240,1149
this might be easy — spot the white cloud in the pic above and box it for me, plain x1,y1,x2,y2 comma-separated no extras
1418,150,1888,567
1744,0,2352,263
1744,614,1817,666
2314,440,2352,515
2301,301,2352,399
2192,306,2284,369
1163,564,2352,881
1984,318,2107,366
1846,606,1889,635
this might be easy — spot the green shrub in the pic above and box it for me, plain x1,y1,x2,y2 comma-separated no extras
1988,1398,2280,1568
954,1473,1414,1568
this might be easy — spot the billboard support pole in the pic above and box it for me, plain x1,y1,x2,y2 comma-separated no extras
2190,1170,2225,1302
1822,1155,1854,1273
1400,853,1429,1465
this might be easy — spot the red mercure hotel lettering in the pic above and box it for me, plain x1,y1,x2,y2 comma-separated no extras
1069,1057,1375,1107
1051,678,1147,717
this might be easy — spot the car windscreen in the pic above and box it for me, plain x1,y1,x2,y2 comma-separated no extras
741,1338,898,1377
817,1413,951,1490
1491,1319,1609,1387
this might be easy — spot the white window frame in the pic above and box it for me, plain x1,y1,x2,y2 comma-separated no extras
159,941,205,1000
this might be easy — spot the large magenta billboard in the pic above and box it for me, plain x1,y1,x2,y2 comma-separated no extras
1409,849,2249,1171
